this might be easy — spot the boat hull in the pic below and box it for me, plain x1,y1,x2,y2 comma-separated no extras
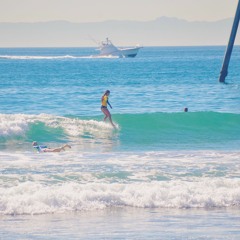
120,47,142,58
98,38,142,58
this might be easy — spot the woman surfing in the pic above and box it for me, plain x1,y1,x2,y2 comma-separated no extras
101,90,116,128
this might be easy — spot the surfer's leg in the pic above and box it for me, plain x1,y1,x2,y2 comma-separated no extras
101,108,109,121
43,148,62,152
101,108,115,128
108,114,116,128
62,144,71,150
43,144,71,152
104,115,108,121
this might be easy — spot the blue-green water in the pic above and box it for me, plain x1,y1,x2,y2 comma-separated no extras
0,46,240,239
0,46,240,151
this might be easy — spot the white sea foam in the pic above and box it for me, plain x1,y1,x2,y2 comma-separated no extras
0,114,33,137
0,55,77,60
1,136,239,216
0,179,239,215
0,55,119,60
0,113,115,138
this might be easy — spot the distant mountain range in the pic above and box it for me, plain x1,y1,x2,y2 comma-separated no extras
0,17,239,47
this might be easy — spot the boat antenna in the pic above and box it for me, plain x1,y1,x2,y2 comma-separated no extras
88,35,100,46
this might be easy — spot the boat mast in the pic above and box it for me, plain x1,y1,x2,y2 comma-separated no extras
219,0,240,83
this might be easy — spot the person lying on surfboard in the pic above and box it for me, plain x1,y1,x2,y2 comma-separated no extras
32,141,71,153
101,90,116,128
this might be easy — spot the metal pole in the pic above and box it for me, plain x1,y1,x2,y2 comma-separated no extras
219,0,240,83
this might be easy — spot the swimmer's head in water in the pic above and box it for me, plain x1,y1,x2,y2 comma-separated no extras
32,141,38,146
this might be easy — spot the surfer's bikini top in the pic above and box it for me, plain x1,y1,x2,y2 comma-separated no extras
101,95,108,107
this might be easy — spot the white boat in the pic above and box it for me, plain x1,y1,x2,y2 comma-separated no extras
98,38,142,58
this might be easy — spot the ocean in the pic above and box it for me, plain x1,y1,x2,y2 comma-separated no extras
0,46,240,239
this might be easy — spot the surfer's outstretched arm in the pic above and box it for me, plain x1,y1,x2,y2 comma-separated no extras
107,100,112,109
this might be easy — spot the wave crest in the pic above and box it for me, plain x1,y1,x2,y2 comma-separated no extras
0,113,115,142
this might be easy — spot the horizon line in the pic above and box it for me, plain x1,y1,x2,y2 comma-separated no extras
0,16,233,25
0,45,238,49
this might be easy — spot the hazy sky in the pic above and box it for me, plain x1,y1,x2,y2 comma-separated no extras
0,0,238,23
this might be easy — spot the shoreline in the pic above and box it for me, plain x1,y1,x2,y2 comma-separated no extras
1,207,240,239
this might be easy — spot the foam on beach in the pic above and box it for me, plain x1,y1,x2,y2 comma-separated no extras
0,150,240,215
0,179,239,215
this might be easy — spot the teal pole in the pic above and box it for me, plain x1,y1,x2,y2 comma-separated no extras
219,0,240,83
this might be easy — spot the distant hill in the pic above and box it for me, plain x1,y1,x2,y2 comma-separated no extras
0,17,239,47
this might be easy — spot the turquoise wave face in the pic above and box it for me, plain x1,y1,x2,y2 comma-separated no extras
0,112,239,151
114,112,240,150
